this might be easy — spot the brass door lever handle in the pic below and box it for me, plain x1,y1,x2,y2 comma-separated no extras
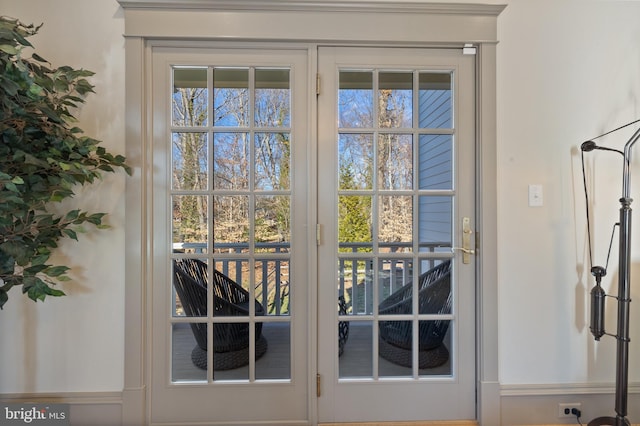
456,217,475,264
452,247,475,255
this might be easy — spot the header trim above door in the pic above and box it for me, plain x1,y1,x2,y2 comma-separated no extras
117,0,505,44
118,0,505,16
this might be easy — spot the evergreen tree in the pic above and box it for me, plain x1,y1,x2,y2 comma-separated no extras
338,163,372,252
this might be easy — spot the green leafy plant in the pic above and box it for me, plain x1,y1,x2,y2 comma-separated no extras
0,17,131,309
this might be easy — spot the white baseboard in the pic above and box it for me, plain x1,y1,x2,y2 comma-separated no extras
0,392,122,426
501,383,640,425
3,385,639,426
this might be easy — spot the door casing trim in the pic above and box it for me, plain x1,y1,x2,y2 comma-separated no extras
119,2,504,424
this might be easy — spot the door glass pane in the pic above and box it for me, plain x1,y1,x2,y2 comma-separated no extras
338,259,373,316
255,196,290,253
172,133,208,191
213,68,248,127
339,71,373,128
417,259,451,315
213,132,249,190
212,322,250,381
378,258,413,313
339,320,373,378
418,72,452,129
172,323,207,382
379,195,413,252
255,133,290,190
377,134,412,190
419,134,452,190
339,134,373,190
213,195,249,252
418,195,452,252
379,320,413,377
338,196,373,253
255,69,290,127
257,322,291,380
173,258,208,318
173,68,208,127
418,320,451,376
172,195,208,253
378,72,412,128
212,260,249,318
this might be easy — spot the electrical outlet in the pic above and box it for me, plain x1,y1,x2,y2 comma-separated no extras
558,402,582,418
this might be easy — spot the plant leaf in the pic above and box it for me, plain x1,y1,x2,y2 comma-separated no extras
44,265,69,277
31,52,48,62
0,44,18,54
0,241,31,266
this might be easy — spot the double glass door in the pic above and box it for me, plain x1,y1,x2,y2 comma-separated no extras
150,45,476,424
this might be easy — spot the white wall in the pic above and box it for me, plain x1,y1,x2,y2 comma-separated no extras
0,0,126,393
2,0,640,422
498,0,640,387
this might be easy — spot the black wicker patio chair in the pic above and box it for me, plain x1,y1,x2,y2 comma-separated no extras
338,295,350,356
173,258,268,370
378,259,452,368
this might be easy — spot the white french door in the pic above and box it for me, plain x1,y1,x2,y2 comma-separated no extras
316,46,477,422
149,46,311,425
148,44,476,425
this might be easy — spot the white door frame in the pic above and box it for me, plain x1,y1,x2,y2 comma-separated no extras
119,2,504,425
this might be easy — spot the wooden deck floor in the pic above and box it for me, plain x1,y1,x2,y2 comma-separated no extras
172,322,451,381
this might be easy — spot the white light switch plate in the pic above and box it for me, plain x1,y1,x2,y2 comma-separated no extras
528,184,543,207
